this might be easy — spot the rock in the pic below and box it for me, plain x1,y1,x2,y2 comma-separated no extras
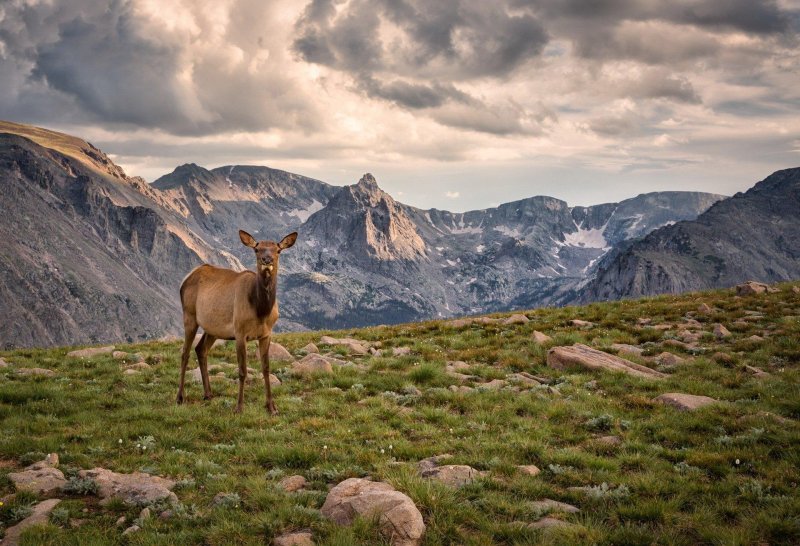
125,362,151,371
473,317,501,325
570,319,593,328
278,475,307,492
655,352,686,367
190,365,226,383
744,365,770,378
78,468,177,506
290,354,334,376
123,369,139,375
115,516,127,527
712,352,734,364
369,347,383,357
0,357,8,368
531,499,580,514
506,372,541,387
139,507,151,520
637,317,652,325
697,303,713,314
448,385,474,393
445,361,470,371
300,343,319,354
713,323,731,339
594,435,622,446
736,281,770,296
122,525,141,535
417,454,453,472
792,286,800,294
528,517,578,530
678,329,702,343
611,343,644,357
478,379,506,390
654,393,718,411
1,498,61,546
420,465,484,487
547,344,666,379
746,335,764,342
66,346,115,358
112,351,129,359
14,367,55,377
531,331,553,344
392,347,412,356
8,454,66,495
517,465,541,476
447,318,473,328
274,531,314,546
652,324,673,331
321,478,425,546
319,336,368,355
269,342,295,362
504,314,529,325
663,339,693,351
159,510,174,520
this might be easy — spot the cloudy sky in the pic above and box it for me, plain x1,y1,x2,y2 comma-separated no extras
1,0,799,210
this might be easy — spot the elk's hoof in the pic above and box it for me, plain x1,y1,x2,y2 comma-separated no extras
176,394,184,405
203,393,214,401
266,404,278,416
233,405,243,414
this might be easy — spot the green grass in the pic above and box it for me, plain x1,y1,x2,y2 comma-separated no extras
1,283,799,544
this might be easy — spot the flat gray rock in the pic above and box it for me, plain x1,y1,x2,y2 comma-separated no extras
67,346,115,358
8,454,65,495
78,467,177,506
531,498,580,514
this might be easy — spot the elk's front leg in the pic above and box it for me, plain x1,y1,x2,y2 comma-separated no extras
258,336,277,415
235,337,247,413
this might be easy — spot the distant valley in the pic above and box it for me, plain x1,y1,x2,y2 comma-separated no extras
1,120,798,348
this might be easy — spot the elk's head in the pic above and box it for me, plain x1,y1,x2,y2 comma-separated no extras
239,230,298,277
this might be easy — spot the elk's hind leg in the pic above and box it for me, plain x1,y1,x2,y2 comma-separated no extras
177,317,199,404
196,333,217,400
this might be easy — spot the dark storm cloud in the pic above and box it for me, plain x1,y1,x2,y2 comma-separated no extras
293,0,549,80
357,77,476,109
0,0,321,135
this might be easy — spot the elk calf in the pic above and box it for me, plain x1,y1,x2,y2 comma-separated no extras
177,230,297,414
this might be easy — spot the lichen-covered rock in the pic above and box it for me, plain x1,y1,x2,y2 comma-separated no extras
8,454,66,495
321,478,425,546
278,475,307,492
532,331,553,344
504,314,529,325
274,531,314,546
269,342,295,362
78,467,177,506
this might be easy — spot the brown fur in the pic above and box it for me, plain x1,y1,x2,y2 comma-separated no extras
176,230,297,414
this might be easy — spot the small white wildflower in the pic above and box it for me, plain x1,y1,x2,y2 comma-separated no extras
380,448,385,454
449,428,454,433
735,459,740,465
142,446,147,451
323,445,328,450
118,439,123,444
389,444,393,450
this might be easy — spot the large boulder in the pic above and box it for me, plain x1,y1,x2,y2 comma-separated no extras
269,342,295,362
8,454,66,495
532,331,553,344
290,354,333,376
321,478,425,546
654,393,717,411
319,336,368,355
78,468,177,506
547,344,666,379
736,281,777,296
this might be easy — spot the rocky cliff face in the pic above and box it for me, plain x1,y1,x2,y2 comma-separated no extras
581,168,800,301
0,122,730,347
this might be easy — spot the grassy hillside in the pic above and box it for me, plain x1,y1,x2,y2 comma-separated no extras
1,283,799,545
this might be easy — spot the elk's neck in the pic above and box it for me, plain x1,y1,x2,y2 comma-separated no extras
251,269,277,319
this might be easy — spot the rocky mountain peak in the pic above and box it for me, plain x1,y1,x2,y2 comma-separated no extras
356,172,379,190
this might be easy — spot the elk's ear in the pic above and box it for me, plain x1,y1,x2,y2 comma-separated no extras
278,232,298,251
239,230,257,248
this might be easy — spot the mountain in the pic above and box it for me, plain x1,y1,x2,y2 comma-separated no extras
0,121,725,347
582,167,800,301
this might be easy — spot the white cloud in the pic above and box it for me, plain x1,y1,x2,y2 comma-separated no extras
445,191,460,198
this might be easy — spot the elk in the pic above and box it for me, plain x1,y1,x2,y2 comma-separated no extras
176,230,297,414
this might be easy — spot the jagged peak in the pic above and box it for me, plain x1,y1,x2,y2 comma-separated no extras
356,173,379,190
